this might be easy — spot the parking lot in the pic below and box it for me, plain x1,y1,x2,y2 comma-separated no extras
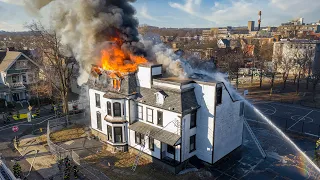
244,101,320,137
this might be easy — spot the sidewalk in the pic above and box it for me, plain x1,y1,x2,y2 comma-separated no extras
15,135,60,179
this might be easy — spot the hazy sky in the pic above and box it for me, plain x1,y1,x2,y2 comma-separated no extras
0,0,320,31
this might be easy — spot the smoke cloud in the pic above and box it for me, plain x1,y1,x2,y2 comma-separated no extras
24,0,205,84
24,0,143,85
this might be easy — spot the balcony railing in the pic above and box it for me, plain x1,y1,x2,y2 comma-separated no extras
9,82,25,89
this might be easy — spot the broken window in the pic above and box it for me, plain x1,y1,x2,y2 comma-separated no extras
189,135,196,152
216,87,222,105
107,102,111,116
96,112,102,130
113,79,120,90
113,102,121,117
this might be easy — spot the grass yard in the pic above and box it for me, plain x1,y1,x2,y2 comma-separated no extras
83,146,209,180
50,124,86,143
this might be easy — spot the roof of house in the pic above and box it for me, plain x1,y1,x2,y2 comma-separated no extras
129,121,181,146
103,92,127,99
0,51,21,72
137,86,199,114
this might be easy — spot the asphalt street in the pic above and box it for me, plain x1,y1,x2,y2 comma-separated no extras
0,108,55,180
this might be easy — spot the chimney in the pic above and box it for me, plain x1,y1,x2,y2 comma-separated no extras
258,11,262,31
137,64,162,88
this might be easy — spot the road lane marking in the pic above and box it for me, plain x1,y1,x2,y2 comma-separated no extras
288,110,314,130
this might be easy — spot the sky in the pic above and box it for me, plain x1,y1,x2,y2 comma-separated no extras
0,0,320,31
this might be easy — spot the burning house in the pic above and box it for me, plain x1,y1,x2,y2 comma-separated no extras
88,49,244,173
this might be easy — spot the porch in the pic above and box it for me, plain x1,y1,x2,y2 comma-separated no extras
128,121,181,167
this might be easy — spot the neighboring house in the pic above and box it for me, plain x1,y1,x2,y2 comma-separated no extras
217,39,231,49
88,64,244,173
273,39,320,74
0,50,39,102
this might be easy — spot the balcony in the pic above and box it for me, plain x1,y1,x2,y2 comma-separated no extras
9,82,25,89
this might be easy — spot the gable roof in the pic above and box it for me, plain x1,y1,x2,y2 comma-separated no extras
0,51,21,72
137,87,199,114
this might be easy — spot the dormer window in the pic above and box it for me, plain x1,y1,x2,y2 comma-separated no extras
113,79,121,90
155,90,167,105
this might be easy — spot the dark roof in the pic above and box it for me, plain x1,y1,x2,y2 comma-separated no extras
129,121,181,146
0,51,21,71
88,71,137,96
137,87,199,114
103,92,127,99
154,77,194,85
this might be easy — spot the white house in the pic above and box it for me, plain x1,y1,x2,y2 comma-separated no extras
0,50,39,102
88,64,244,173
273,39,320,74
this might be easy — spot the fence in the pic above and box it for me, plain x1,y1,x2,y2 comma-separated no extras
46,116,81,165
46,114,108,180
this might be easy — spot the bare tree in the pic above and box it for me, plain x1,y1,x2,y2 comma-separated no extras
277,47,295,89
26,22,75,121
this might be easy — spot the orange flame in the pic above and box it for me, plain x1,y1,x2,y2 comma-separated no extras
100,45,147,73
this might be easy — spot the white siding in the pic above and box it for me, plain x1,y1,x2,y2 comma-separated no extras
213,85,243,163
181,114,197,161
136,103,181,135
128,129,161,159
193,83,216,164
137,66,151,88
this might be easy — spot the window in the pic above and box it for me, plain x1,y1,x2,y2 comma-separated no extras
138,106,143,120
190,135,196,152
239,102,244,116
113,79,120,89
114,127,122,143
113,102,121,117
107,125,112,141
147,108,153,123
96,112,102,130
190,111,197,129
107,102,111,116
135,132,145,145
95,93,100,108
12,76,19,83
157,111,163,127
216,87,222,105
167,145,175,154
149,137,154,151
22,75,27,83
123,103,125,115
